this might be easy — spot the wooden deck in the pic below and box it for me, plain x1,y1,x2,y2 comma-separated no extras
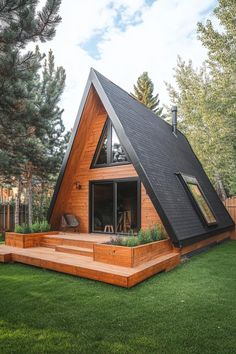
0,233,180,287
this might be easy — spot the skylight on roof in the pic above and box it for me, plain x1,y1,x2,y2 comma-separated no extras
179,174,217,226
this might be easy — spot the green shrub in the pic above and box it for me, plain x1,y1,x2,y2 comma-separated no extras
31,221,41,233
150,225,162,241
108,225,166,247
126,236,139,247
15,223,31,234
15,225,24,233
39,220,50,232
138,229,152,244
14,220,51,234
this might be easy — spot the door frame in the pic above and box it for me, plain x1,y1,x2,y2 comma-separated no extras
89,177,141,234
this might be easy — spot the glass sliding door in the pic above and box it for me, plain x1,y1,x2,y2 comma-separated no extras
92,182,114,233
116,181,138,234
90,179,140,234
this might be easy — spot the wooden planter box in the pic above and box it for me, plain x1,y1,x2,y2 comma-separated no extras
5,231,59,248
93,239,173,267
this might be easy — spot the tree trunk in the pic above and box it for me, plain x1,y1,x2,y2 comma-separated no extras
15,179,21,227
28,174,33,225
215,171,227,201
40,182,44,222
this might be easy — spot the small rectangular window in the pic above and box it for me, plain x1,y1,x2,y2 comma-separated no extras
179,174,217,226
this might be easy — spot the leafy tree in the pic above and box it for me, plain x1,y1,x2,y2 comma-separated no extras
197,0,236,195
166,58,234,199
132,72,163,116
167,0,236,198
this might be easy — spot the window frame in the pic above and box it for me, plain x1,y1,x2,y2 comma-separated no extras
89,177,141,234
91,119,130,168
178,173,217,227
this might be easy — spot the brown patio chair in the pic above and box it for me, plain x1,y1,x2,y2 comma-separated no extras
61,213,80,232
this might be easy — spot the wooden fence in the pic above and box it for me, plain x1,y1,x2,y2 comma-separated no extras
224,196,236,223
0,204,28,232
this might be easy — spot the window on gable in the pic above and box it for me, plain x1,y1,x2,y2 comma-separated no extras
179,174,217,226
95,129,108,165
111,126,128,163
92,119,129,168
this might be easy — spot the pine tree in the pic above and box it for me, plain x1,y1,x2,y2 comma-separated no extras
0,0,62,181
0,1,64,224
19,49,69,224
132,72,163,116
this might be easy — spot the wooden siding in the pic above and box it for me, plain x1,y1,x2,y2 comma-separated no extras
180,231,232,255
5,231,59,248
224,196,236,223
93,239,174,267
224,197,236,239
50,87,162,232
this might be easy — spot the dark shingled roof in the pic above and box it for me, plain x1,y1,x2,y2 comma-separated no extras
48,68,234,247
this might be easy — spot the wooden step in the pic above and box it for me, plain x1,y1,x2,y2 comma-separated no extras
55,245,93,257
0,249,12,263
40,236,95,249
40,242,56,249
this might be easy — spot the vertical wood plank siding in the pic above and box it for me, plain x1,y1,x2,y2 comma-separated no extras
224,197,236,223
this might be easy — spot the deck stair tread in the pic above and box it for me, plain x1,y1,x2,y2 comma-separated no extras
39,234,101,249
0,248,11,255
0,246,13,263
55,245,93,257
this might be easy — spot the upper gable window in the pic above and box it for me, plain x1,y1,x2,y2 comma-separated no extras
111,126,128,163
179,174,217,226
96,130,108,165
92,119,129,168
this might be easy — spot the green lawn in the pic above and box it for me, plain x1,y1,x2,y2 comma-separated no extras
0,241,236,354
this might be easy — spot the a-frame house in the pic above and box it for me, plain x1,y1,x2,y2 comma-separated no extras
48,68,234,252
1,68,235,287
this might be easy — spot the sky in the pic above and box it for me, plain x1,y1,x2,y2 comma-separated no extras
37,0,217,130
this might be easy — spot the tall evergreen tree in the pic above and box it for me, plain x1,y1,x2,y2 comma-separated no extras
0,1,67,225
132,72,163,116
0,0,62,181
17,48,69,224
